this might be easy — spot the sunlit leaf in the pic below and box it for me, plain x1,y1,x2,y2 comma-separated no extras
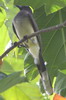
0,71,28,93
54,71,66,97
0,7,6,27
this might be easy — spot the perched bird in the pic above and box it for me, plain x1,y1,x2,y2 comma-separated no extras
12,5,53,95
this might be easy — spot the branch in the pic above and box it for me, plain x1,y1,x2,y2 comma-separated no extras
0,20,66,59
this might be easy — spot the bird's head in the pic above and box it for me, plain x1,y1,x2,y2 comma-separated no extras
16,5,32,13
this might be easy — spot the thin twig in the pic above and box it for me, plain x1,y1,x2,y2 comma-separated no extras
0,20,66,59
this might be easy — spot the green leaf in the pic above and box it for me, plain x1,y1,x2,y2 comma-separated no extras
0,7,9,54
24,53,38,81
5,1,19,40
44,0,66,14
0,24,9,55
0,0,5,8
1,57,24,73
14,0,66,14
0,96,4,100
0,72,7,80
54,71,66,97
0,7,6,27
17,83,45,100
42,7,66,80
1,83,44,100
14,0,44,10
0,71,28,93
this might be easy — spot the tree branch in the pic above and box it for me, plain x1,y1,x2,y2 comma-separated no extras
0,20,66,59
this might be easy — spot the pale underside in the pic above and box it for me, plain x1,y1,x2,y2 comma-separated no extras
13,17,40,60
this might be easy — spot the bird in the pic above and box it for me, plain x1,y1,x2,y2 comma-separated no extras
12,5,53,95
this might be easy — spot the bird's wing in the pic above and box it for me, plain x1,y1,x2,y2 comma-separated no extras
12,22,27,48
27,12,42,49
12,22,20,39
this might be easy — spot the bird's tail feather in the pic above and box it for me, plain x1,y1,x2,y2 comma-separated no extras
36,52,53,95
41,70,53,95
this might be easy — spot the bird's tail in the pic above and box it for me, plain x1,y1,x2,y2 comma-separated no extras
36,52,53,95
41,70,53,95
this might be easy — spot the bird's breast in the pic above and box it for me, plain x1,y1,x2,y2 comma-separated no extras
13,15,40,59
14,17,34,39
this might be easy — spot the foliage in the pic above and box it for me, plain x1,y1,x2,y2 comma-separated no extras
0,0,66,100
